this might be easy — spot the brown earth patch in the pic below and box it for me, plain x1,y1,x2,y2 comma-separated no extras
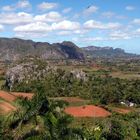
0,91,34,114
0,90,16,102
0,101,16,114
0,90,34,102
113,108,131,114
64,105,111,117
11,92,33,100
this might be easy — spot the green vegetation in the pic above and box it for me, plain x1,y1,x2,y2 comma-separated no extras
0,89,84,140
0,80,4,90
11,70,140,105
1,58,140,140
1,89,140,140
70,112,140,140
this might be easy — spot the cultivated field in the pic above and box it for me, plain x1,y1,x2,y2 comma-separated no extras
64,105,111,117
0,90,135,116
0,90,33,114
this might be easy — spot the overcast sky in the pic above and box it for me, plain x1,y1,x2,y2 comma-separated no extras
0,0,140,54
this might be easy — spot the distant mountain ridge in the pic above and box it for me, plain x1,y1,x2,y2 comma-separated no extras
0,38,84,61
0,37,138,61
82,46,137,58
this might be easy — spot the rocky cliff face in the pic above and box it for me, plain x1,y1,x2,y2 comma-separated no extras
52,41,84,59
0,38,85,61
5,61,55,90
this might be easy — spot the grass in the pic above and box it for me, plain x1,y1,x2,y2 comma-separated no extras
110,71,140,79
0,98,6,103
0,80,5,89
70,117,106,128
58,65,140,80
67,101,89,106
57,65,104,73
49,97,90,107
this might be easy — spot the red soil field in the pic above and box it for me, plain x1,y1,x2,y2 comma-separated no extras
64,105,111,117
0,90,16,102
0,90,34,102
0,90,33,114
0,101,16,114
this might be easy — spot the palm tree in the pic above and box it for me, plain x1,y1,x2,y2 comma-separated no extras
1,89,85,140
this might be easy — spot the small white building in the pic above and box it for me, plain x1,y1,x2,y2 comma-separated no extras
120,101,136,107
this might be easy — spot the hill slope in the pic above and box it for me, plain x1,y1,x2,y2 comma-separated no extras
0,38,84,60
82,46,137,58
0,37,139,61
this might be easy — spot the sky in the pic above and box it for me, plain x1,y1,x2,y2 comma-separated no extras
0,0,140,54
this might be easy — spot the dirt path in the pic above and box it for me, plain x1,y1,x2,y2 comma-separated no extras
64,105,111,117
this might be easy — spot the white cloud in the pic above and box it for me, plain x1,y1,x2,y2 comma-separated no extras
83,37,104,42
109,31,131,40
126,6,135,11
0,1,138,44
34,11,62,22
57,31,72,35
101,12,127,20
14,20,81,34
136,28,140,33
0,12,33,25
101,12,115,18
14,22,52,33
0,24,4,31
133,18,140,25
52,20,80,30
72,36,107,43
2,0,31,11
84,20,121,30
57,29,87,36
73,29,87,34
73,28,134,43
15,32,48,38
83,5,98,16
73,34,132,43
133,28,140,37
62,8,72,13
37,2,58,11
2,5,14,11
16,0,31,9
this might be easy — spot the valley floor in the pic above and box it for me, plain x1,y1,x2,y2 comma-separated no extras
0,90,134,116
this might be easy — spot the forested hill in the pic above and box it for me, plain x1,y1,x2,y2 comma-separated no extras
0,37,139,61
82,46,138,58
0,38,84,61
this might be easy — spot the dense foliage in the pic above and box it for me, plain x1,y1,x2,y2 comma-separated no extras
1,84,140,140
10,69,140,105
1,59,140,140
0,88,84,140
